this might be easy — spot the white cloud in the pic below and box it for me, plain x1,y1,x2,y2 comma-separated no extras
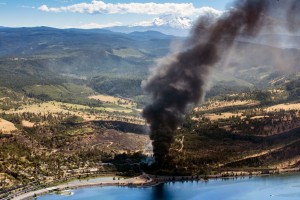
38,0,222,17
39,5,50,11
65,22,123,29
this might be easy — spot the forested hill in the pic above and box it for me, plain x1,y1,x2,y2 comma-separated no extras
0,27,178,99
0,27,176,75
2,27,300,101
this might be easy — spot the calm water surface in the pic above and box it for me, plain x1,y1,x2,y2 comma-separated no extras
38,173,300,200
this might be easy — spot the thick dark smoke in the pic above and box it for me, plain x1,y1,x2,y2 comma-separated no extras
142,0,300,164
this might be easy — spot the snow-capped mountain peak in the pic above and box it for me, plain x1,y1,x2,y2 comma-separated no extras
107,7,222,36
133,15,193,29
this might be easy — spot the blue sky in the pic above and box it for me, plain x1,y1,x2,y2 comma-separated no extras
0,0,233,28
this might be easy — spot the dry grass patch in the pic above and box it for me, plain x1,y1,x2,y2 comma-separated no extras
250,115,269,119
0,118,17,133
266,103,300,112
22,120,35,128
204,112,243,121
89,94,119,103
12,101,67,114
196,100,259,112
0,173,18,188
89,94,137,108
9,101,132,114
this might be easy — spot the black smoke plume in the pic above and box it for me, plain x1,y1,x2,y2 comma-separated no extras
142,0,300,164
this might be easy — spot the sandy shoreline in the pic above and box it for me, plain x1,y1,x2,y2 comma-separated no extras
10,168,300,200
11,174,153,200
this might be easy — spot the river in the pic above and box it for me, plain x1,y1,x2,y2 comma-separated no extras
37,173,300,200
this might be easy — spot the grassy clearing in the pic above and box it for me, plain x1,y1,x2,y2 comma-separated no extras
64,127,94,135
112,48,145,58
3,101,144,125
23,83,101,106
24,83,94,99
89,94,137,109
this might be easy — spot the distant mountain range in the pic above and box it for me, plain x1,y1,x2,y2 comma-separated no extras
1,26,300,99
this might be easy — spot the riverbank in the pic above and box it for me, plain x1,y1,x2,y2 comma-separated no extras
12,167,300,200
